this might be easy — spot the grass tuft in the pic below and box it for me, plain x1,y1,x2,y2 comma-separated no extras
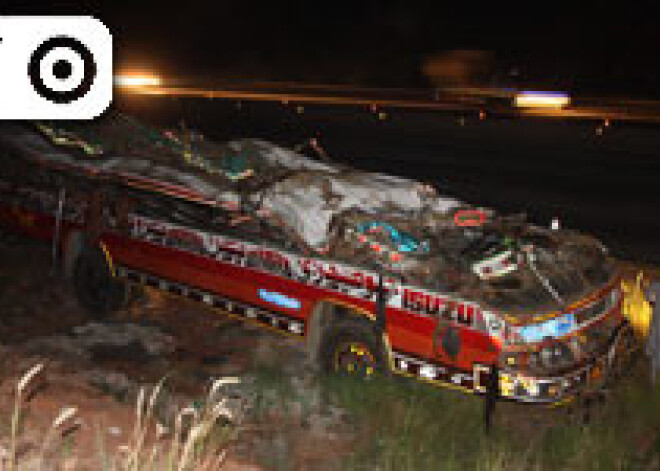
0,364,240,470
325,361,660,471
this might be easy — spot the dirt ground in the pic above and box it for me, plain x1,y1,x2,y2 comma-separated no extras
0,233,355,470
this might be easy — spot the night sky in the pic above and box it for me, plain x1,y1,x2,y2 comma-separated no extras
5,1,660,96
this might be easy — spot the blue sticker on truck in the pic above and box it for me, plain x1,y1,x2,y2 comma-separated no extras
258,289,301,310
519,313,577,343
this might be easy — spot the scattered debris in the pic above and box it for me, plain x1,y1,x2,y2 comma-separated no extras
20,322,176,364
72,322,177,357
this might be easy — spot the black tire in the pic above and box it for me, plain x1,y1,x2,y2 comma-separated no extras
319,319,388,378
73,244,127,318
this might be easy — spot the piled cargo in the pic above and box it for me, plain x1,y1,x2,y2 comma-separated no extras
0,113,614,317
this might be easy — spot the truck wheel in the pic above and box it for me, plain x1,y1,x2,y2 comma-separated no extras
73,244,127,318
320,320,386,378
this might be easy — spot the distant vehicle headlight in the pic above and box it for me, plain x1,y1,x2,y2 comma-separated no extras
514,91,570,109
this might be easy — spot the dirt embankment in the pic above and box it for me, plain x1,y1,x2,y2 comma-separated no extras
0,233,354,470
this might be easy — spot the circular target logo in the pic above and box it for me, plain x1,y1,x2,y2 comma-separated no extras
28,35,97,104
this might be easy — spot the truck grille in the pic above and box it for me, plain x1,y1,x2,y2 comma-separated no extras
574,287,619,325
505,286,620,375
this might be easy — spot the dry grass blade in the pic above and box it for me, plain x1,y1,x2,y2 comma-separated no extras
208,377,240,401
17,363,43,395
9,363,44,471
177,407,198,421
169,378,239,471
52,406,77,429
167,407,198,469
198,447,227,471
148,377,167,412
145,444,160,470
156,422,169,440
210,448,228,471
39,406,79,468
0,365,239,471
210,400,233,423
126,377,170,469
134,387,146,440
176,422,206,471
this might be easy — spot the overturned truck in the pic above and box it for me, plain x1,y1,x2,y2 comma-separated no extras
0,113,636,403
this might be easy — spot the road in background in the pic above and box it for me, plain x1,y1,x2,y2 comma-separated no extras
115,88,660,265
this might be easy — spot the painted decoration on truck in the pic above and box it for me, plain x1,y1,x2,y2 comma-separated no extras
130,214,488,332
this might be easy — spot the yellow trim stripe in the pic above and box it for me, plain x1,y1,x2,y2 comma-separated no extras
99,242,116,277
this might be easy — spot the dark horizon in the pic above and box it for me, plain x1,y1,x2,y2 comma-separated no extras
5,2,660,97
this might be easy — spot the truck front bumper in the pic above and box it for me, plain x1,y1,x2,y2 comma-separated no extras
494,321,637,404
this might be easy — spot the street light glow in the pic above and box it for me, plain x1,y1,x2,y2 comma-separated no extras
114,74,162,87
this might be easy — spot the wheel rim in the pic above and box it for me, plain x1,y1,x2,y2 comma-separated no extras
333,341,377,377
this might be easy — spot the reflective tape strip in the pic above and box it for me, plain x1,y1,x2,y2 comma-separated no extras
116,266,305,338
392,351,474,391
